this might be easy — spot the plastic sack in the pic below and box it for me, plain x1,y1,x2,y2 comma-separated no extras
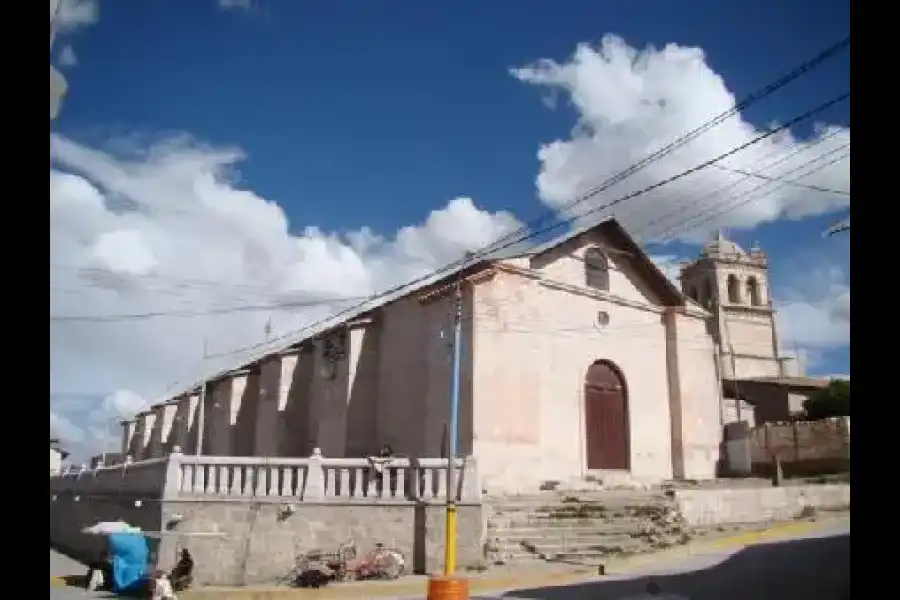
107,532,150,593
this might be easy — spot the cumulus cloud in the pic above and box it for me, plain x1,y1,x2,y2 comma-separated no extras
512,35,850,242
53,0,99,33
50,34,849,454
50,135,521,451
775,266,850,353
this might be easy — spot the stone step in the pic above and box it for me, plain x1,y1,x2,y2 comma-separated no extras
500,539,644,555
487,492,672,508
488,523,646,536
495,543,675,564
489,510,682,528
493,531,636,545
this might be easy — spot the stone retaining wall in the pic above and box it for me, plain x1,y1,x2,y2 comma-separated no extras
49,452,486,585
673,484,850,527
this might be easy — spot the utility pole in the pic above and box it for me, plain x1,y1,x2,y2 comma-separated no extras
428,275,468,597
445,277,463,574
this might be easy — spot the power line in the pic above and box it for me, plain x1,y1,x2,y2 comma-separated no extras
632,127,846,241
50,296,366,323
149,41,852,389
655,147,849,243
201,90,850,367
707,162,850,196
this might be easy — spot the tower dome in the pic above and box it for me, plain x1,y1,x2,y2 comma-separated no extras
701,230,746,258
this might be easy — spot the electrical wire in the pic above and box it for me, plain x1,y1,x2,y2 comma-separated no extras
707,162,849,196
50,295,366,323
654,147,849,243
630,127,846,242
201,89,849,367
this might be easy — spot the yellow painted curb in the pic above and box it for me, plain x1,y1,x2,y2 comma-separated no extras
49,576,67,589
606,517,844,575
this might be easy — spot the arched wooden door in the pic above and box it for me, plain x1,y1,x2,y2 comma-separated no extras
584,360,630,470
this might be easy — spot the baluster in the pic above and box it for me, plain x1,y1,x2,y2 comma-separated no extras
268,466,279,497
217,465,229,494
230,466,243,496
394,467,406,500
435,466,448,500
420,468,434,500
182,464,194,493
324,468,334,497
364,466,376,498
192,463,204,494
254,465,266,496
341,468,352,498
347,467,363,498
242,466,254,496
205,465,216,495
281,467,294,496
408,465,420,500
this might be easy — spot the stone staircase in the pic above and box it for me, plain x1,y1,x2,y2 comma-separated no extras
485,489,691,565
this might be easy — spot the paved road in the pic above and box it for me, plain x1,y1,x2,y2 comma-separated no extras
465,521,850,600
50,549,103,600
51,520,849,600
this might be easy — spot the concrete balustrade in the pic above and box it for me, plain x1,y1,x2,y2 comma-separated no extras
172,453,477,502
50,449,481,504
49,456,170,497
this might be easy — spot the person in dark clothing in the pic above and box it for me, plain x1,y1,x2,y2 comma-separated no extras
168,548,194,591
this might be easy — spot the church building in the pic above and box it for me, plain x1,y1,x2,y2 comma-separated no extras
120,219,814,494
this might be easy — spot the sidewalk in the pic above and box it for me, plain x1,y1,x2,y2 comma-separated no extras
176,515,847,600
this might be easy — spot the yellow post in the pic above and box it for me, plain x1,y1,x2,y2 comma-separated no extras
444,502,457,574
428,278,468,600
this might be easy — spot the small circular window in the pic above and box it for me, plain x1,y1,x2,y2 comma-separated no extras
597,311,610,327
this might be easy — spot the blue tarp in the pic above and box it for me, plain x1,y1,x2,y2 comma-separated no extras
107,532,149,593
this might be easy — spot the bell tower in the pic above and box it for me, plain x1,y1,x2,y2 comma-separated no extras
678,232,799,380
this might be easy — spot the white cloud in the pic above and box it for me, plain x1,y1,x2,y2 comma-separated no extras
58,45,79,67
50,135,521,450
775,267,850,353
50,410,85,444
53,0,99,33
512,35,850,243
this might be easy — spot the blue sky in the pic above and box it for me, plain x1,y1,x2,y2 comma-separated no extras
50,0,849,455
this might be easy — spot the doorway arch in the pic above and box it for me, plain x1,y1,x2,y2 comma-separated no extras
584,360,630,470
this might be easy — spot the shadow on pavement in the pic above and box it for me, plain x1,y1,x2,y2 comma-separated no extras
59,575,87,588
500,534,851,600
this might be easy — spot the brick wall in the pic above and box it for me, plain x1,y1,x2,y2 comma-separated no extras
749,416,850,476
